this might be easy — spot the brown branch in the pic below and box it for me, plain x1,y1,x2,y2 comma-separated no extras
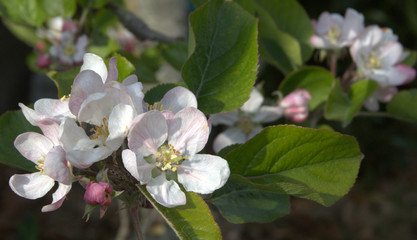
107,2,177,43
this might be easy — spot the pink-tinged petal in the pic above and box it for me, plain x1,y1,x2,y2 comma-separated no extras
83,181,112,206
19,103,43,126
253,106,284,123
213,128,247,153
34,98,74,121
168,107,209,156
122,75,139,85
80,53,108,83
106,104,135,150
309,35,327,49
178,154,230,194
379,42,403,67
69,70,105,116
240,88,263,113
291,113,309,122
106,57,118,83
78,92,112,126
124,81,145,114
340,8,364,46
9,172,54,200
146,174,186,208
210,110,239,126
14,132,53,164
315,12,343,35
375,87,398,102
37,119,60,146
161,87,197,114
128,111,167,156
42,183,71,212
66,147,113,169
44,146,71,185
371,67,414,87
395,64,416,85
74,35,88,62
122,149,154,184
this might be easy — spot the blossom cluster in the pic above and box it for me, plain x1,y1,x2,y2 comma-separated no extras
310,8,416,111
9,53,230,211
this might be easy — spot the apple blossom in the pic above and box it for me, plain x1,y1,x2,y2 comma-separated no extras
211,88,283,153
364,87,398,112
122,108,230,207
310,8,364,49
9,120,72,212
350,26,416,87
279,89,312,123
84,181,113,206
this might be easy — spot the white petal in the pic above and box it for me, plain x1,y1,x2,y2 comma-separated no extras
9,173,54,199
69,70,105,116
44,146,71,185
210,110,239,126
19,103,43,126
240,88,263,113
37,119,60,146
309,35,328,49
213,127,247,153
178,154,230,194
340,8,364,46
34,98,74,121
247,125,263,139
106,57,118,83
146,174,186,208
41,183,72,212
124,81,145,114
128,111,167,156
363,95,379,112
106,104,135,150
122,149,154,184
253,106,284,123
77,92,111,125
66,147,113,169
168,107,209,156
14,132,53,164
162,87,197,114
80,53,108,83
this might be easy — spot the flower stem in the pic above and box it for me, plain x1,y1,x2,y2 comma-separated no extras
356,111,391,118
329,53,337,76
129,206,144,240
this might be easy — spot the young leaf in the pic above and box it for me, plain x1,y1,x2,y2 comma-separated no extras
254,0,314,74
279,66,335,110
182,0,258,114
208,174,290,223
136,184,222,240
325,79,378,127
0,0,46,27
144,83,186,105
0,110,39,172
387,89,417,122
39,0,76,18
225,125,363,206
159,42,188,70
47,67,80,98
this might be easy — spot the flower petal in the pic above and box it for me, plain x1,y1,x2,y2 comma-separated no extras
340,8,364,46
161,87,198,114
9,172,54,200
168,107,209,156
19,103,44,126
106,104,135,150
41,183,72,212
240,88,264,113
80,53,108,83
122,149,154,184
178,154,230,194
34,98,74,122
252,106,284,123
37,118,60,146
128,111,167,156
14,132,53,164
146,174,186,208
44,146,71,185
379,42,403,67
212,127,247,153
106,57,118,83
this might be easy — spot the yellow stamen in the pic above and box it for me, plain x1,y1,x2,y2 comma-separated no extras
35,155,46,175
90,117,110,140
326,24,342,45
60,94,71,102
155,144,187,172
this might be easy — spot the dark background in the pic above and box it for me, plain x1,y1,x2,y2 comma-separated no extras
1,0,417,239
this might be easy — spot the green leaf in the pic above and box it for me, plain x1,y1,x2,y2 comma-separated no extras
208,174,290,223
136,184,221,240
387,89,417,122
254,0,314,74
182,0,258,114
402,49,417,67
39,0,76,18
191,0,207,8
144,83,186,105
47,67,80,98
2,19,40,46
0,110,39,172
88,38,119,58
225,125,363,206
279,66,335,110
159,42,188,70
325,79,378,127
0,0,46,27
105,53,136,82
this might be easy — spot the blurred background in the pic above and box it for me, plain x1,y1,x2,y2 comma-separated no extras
1,0,417,239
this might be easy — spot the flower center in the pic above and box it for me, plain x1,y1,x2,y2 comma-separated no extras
237,116,254,135
89,117,110,141
64,44,76,56
35,154,46,175
146,101,164,111
155,144,188,172
326,24,342,45
60,94,70,102
367,52,382,69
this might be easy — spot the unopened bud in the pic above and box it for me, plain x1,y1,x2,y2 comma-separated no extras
84,181,113,206
279,89,312,122
36,54,51,69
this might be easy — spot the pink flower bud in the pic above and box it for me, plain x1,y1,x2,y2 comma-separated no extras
62,21,77,32
279,89,312,122
35,41,46,52
36,54,51,69
84,181,113,206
